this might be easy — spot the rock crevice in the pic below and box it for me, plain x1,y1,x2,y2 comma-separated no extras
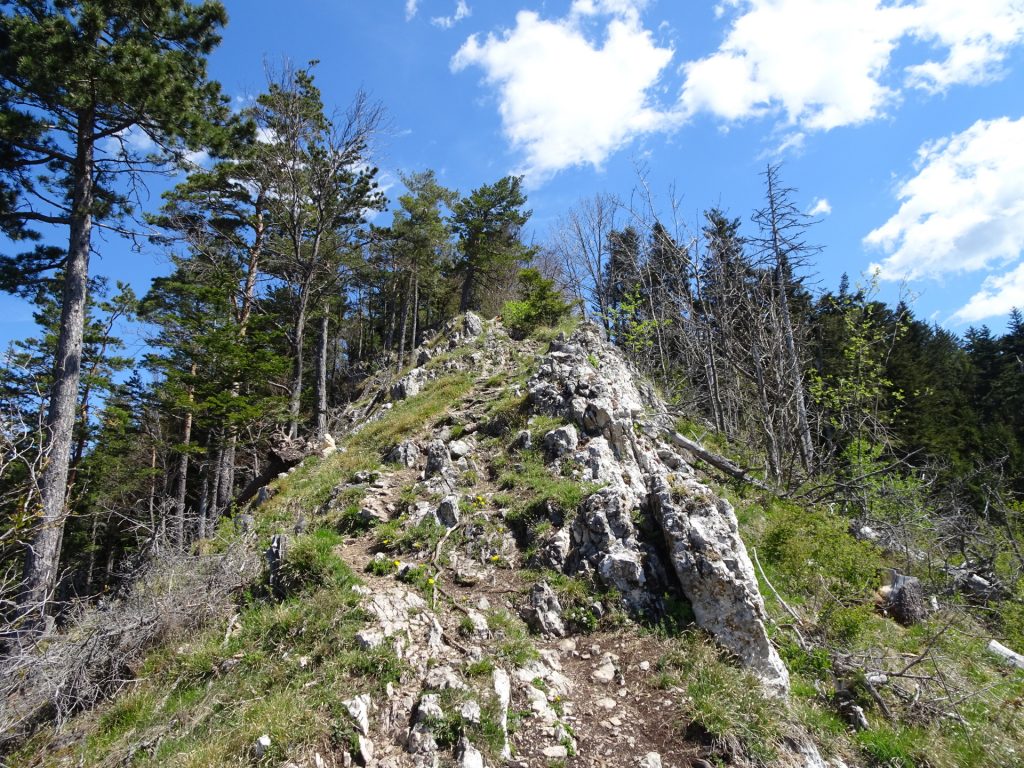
528,324,790,695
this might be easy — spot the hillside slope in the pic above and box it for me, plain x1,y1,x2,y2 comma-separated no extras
6,314,1023,768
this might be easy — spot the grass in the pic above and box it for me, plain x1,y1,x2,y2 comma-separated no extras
374,514,447,556
350,372,475,454
250,448,379,539
423,687,509,762
656,632,783,764
495,450,599,534
486,608,540,667
37,527,406,767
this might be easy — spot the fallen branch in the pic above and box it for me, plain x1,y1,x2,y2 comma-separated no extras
987,639,1024,670
662,429,771,491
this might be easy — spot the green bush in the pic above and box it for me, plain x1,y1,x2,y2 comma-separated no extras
501,268,573,337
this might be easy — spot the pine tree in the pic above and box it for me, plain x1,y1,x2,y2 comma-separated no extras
452,176,534,314
0,0,228,618
255,65,384,437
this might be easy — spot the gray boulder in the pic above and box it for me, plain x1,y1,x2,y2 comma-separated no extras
544,424,579,457
520,581,566,637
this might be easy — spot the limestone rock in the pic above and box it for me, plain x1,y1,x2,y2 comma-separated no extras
435,495,460,528
528,323,790,696
457,738,484,768
493,669,512,760
462,311,484,337
532,526,571,571
343,694,371,736
544,424,579,457
448,438,473,458
519,581,566,637
386,440,422,468
424,664,466,691
459,700,482,724
638,753,662,768
511,429,532,451
393,367,430,401
423,439,454,479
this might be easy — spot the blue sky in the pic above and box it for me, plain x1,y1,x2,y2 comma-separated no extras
4,0,1024,351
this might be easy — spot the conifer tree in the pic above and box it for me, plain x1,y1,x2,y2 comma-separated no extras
0,0,228,619
453,176,534,314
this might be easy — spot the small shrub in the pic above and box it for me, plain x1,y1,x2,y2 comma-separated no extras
366,558,398,577
501,268,573,338
657,632,782,762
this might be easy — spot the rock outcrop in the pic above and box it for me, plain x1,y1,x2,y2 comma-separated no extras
528,324,791,695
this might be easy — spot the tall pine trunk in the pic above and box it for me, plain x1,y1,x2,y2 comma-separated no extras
314,312,329,438
396,276,410,373
20,109,95,619
173,361,196,548
288,293,309,438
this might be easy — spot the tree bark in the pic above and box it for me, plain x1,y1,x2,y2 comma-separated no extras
314,311,329,438
764,168,814,473
173,362,196,549
396,276,410,373
20,108,95,619
411,272,420,350
459,259,476,313
287,293,309,438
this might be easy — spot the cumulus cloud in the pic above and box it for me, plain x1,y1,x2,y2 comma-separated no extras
864,116,1024,322
808,197,832,216
451,0,675,181
405,0,419,21
952,262,1024,322
865,116,1024,280
681,0,1024,132
432,0,471,29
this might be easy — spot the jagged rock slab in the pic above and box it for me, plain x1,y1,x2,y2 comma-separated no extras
528,324,790,695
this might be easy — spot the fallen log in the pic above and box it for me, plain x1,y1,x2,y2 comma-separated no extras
663,429,771,491
987,639,1024,670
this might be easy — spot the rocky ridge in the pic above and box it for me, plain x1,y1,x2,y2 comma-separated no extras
303,313,827,767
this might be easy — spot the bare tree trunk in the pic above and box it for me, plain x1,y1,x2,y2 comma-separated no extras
288,293,309,438
459,261,476,313
761,167,814,474
750,335,782,482
200,443,221,540
21,108,95,619
396,276,410,373
314,311,329,438
411,273,420,350
217,439,234,514
147,444,158,544
173,362,196,549
775,259,814,473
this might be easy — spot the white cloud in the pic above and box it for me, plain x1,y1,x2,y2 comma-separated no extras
681,0,1024,132
255,126,278,144
808,197,832,216
952,262,1024,322
905,0,1024,92
865,116,1024,280
432,0,471,29
405,0,419,21
451,1,675,181
183,149,211,168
